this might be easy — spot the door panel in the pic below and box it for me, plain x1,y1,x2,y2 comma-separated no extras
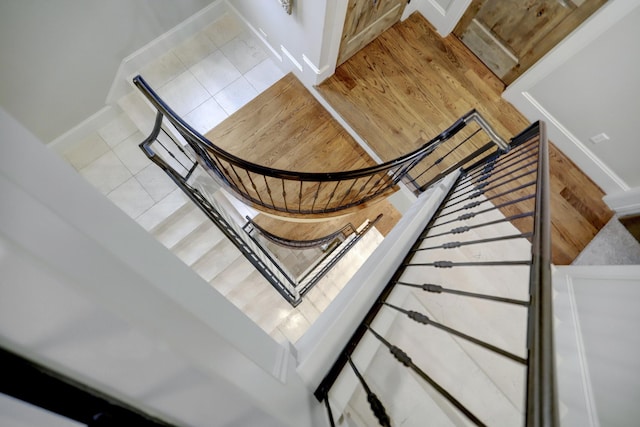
337,0,407,66
455,0,605,84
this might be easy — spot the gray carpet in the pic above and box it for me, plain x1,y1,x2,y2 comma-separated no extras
572,217,640,265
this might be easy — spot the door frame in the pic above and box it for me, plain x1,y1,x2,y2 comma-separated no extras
454,0,606,84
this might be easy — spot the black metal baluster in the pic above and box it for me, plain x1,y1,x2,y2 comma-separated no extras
430,194,535,227
323,181,341,212
262,175,276,209
446,167,537,204
382,304,527,364
243,170,264,206
395,281,529,306
453,154,538,196
438,180,537,217
337,178,359,206
411,128,482,183
366,327,488,427
460,143,538,185
281,179,289,212
414,232,534,252
298,181,303,213
324,397,336,427
311,181,322,212
421,212,534,240
347,357,391,427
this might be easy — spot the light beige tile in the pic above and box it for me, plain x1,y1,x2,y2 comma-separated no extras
98,113,138,147
153,205,208,248
113,131,151,174
62,133,110,170
214,77,258,115
295,299,321,325
184,97,228,134
107,176,155,219
136,188,189,231
220,32,268,74
244,58,286,93
277,311,311,344
203,13,244,47
173,223,226,266
157,71,210,117
189,50,241,96
135,163,177,202
138,51,186,89
192,240,242,282
173,32,218,68
80,151,132,195
208,256,254,296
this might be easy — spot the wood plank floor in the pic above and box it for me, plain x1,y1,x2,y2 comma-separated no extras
318,12,612,264
204,73,401,237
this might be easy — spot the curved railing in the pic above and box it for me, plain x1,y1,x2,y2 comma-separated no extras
133,75,508,217
243,217,355,250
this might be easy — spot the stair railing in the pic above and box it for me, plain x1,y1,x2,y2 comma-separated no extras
314,121,557,426
133,75,508,216
139,110,384,305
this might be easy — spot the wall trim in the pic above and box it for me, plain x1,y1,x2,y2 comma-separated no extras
426,0,447,16
47,105,120,152
521,92,629,192
105,0,227,106
281,45,303,72
566,276,601,427
503,0,639,195
603,186,640,216
412,0,472,37
225,0,283,63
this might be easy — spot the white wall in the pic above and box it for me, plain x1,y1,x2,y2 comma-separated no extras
554,266,640,427
0,0,214,143
227,0,344,85
0,107,326,427
504,0,640,195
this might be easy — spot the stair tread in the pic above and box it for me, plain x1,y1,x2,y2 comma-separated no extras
208,255,259,297
136,188,190,231
152,203,208,249
192,239,242,282
172,222,226,266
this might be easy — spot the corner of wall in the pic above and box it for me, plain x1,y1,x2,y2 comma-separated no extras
502,89,629,195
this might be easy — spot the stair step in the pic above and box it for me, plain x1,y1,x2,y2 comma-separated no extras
225,269,272,309
152,203,208,249
208,255,257,297
172,222,226,266
191,239,242,282
136,188,190,231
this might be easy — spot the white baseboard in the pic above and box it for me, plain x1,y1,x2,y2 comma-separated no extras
603,186,640,216
105,0,227,105
505,90,628,195
225,0,282,63
47,105,120,153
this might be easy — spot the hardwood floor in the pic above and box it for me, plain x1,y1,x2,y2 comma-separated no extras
318,12,612,264
204,72,402,237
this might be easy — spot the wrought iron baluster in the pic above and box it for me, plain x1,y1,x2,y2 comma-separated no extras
347,357,391,427
366,327,488,427
395,281,529,306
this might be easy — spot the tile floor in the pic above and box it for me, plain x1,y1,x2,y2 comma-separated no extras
61,12,286,222
57,11,382,344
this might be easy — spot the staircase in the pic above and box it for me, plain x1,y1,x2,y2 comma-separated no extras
132,173,384,342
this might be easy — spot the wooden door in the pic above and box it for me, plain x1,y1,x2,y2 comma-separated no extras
337,0,408,66
454,0,605,84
